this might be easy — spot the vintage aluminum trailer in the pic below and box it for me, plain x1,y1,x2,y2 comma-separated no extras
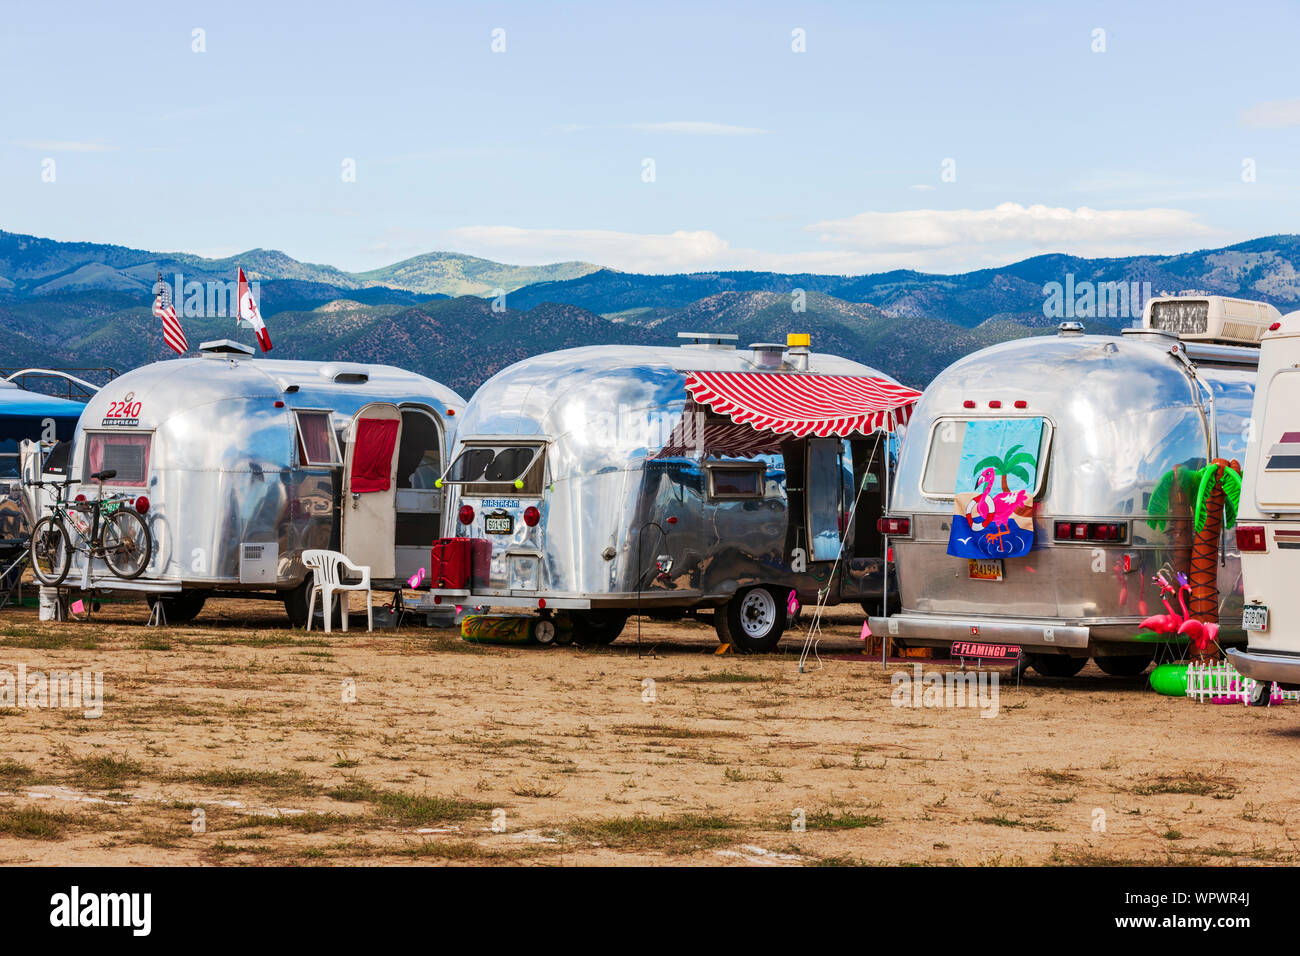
428,333,919,652
63,340,462,624
870,296,1275,677
1227,309,1300,693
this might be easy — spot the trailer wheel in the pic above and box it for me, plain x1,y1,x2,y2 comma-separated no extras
146,590,208,624
1248,681,1274,707
570,610,628,646
1028,654,1088,678
1094,653,1153,677
716,586,787,653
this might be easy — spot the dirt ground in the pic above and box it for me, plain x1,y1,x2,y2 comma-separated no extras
0,591,1297,867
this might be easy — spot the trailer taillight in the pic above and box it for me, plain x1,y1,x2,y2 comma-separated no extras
1236,525,1267,552
523,506,540,527
1054,521,1127,543
457,504,475,525
135,496,149,514
877,516,911,536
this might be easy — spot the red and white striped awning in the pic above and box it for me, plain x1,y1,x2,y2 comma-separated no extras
684,371,920,437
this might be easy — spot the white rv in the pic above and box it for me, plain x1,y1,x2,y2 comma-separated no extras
1227,309,1300,696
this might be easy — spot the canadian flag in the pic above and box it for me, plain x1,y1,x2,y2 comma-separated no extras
236,267,272,352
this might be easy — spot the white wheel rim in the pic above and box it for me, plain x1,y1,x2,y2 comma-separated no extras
535,621,555,644
738,590,776,638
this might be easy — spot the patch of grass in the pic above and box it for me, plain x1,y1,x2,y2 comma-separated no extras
332,753,360,769
126,826,181,848
1131,773,1239,799
0,805,69,839
327,776,490,826
803,810,885,830
510,782,563,798
229,812,353,833
1036,769,1082,785
974,814,1062,832
725,767,784,784
65,753,145,790
0,631,97,650
0,759,55,787
172,767,319,796
670,671,771,684
610,724,743,740
396,840,492,860
567,813,737,853
1163,829,1183,840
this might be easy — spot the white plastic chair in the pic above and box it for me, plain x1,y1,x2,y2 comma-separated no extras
301,549,372,633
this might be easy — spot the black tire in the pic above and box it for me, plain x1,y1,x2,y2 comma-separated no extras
283,580,311,629
283,579,343,630
1029,653,1088,678
715,586,788,653
147,590,208,624
1094,653,1154,677
102,509,152,579
569,610,628,646
29,516,71,587
1249,680,1274,707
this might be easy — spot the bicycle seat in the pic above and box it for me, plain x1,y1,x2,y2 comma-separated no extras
90,469,117,482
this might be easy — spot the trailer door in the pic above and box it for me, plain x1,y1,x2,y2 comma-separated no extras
806,438,845,561
342,403,403,579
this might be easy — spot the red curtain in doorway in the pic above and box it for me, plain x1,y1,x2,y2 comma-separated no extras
350,418,399,493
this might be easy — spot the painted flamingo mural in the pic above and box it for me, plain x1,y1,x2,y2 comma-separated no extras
947,420,1043,560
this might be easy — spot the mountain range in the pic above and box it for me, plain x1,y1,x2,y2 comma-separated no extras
2,229,1299,396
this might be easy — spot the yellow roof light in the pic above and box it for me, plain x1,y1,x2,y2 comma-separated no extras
787,333,810,348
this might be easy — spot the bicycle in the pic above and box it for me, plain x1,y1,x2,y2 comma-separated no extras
28,469,153,587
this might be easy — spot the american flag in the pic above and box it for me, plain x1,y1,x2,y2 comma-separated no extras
152,275,188,355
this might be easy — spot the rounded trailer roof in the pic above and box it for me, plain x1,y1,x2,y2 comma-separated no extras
77,356,464,433
460,343,902,437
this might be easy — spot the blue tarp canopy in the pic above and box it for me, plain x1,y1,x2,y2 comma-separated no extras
0,390,83,443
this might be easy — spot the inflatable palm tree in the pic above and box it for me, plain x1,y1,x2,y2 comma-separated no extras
1188,458,1242,630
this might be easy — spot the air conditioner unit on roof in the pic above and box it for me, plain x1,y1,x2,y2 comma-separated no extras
1143,295,1281,346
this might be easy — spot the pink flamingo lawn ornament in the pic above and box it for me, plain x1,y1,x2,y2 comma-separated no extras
1139,571,1189,635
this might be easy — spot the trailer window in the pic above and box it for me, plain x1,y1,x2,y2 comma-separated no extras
84,433,151,487
921,418,1051,498
708,464,765,499
446,444,544,494
295,411,340,466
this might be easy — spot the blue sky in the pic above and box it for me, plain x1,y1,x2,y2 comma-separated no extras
4,0,1300,274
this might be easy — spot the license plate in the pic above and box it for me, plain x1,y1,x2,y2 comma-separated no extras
485,514,514,535
1243,604,1269,632
968,559,1003,581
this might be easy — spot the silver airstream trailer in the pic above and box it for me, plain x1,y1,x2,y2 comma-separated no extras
428,334,919,652
65,341,462,624
870,296,1274,676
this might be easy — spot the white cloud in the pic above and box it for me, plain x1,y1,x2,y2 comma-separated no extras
447,225,732,273
808,202,1210,250
15,140,116,152
1241,99,1300,128
443,202,1219,276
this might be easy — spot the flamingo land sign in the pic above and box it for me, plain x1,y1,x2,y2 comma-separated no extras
946,418,1043,560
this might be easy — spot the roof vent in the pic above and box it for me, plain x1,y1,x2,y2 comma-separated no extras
199,339,255,358
318,363,370,385
1057,321,1085,336
786,332,811,371
677,332,737,351
749,342,787,370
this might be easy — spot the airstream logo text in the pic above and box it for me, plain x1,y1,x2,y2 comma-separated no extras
480,499,519,508
1042,274,1153,321
102,393,142,427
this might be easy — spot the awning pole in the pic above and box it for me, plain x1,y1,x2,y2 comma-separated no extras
882,426,891,669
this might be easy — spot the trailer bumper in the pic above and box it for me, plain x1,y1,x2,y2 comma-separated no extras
868,613,1091,651
1226,647,1300,685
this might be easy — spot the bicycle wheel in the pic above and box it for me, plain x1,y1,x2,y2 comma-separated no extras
29,516,71,586
102,509,152,579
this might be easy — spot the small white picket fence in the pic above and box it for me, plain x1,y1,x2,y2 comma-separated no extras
1185,661,1300,705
